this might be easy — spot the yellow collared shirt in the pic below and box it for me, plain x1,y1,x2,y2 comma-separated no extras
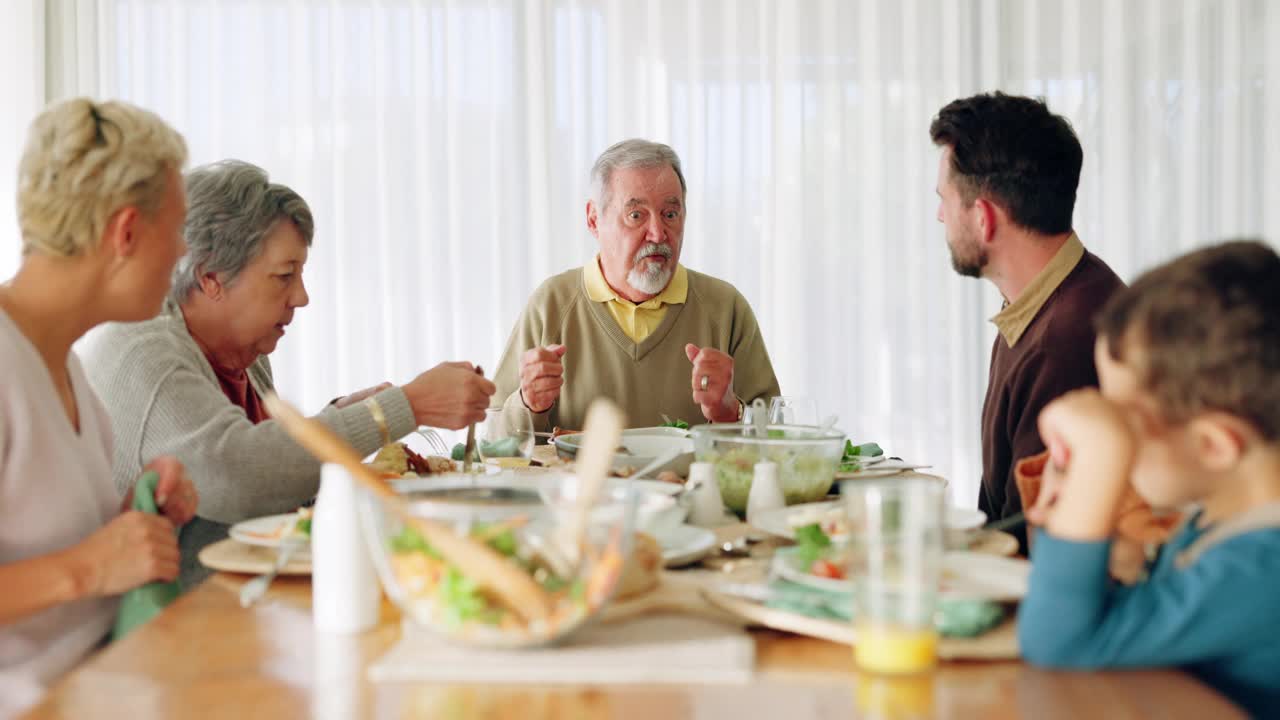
990,233,1086,347
584,257,688,343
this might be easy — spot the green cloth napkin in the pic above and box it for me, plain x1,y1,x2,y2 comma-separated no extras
112,471,181,639
765,578,1005,638
478,436,522,458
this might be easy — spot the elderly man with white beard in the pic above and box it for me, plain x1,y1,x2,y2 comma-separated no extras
493,139,781,431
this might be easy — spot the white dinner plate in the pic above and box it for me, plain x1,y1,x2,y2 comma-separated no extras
773,547,1030,602
659,525,718,568
200,538,312,575
751,500,987,540
554,427,695,477
835,458,932,479
228,513,309,549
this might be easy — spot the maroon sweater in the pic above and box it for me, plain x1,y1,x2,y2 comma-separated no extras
980,251,1124,551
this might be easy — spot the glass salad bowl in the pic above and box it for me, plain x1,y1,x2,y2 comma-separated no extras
360,472,639,649
691,424,846,513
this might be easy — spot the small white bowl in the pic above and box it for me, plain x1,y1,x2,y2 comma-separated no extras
945,506,988,548
634,492,689,543
538,475,689,543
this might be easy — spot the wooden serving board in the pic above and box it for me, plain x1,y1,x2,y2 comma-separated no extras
700,589,1020,660
603,571,747,627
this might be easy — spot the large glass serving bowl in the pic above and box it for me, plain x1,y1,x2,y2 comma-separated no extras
691,424,846,513
360,472,638,649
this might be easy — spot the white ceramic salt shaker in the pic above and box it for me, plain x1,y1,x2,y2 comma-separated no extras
312,463,380,633
687,461,731,527
746,460,785,524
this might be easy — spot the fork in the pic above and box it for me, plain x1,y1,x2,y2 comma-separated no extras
414,427,451,455
239,539,305,608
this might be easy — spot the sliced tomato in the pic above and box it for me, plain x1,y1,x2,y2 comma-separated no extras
811,559,846,579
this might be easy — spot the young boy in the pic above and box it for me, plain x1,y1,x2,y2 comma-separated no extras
1017,241,1280,716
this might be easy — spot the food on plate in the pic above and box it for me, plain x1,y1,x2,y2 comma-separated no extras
793,522,833,566
790,506,849,540
839,440,884,473
385,515,627,642
660,415,691,431
239,506,313,542
655,470,684,485
794,528,852,582
290,508,313,538
789,523,992,596
551,426,580,440
371,442,453,476
615,532,662,600
810,558,845,580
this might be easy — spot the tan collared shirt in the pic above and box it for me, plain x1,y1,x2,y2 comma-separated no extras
990,234,1086,347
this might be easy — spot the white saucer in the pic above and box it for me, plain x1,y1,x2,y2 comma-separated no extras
659,525,717,568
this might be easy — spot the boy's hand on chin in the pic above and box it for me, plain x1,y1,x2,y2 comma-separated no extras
1035,389,1137,540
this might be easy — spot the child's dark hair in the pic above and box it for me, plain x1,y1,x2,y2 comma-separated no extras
1096,240,1280,440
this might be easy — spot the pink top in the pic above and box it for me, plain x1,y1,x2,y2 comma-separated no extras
0,308,121,715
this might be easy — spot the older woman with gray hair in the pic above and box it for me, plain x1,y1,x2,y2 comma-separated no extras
82,159,494,587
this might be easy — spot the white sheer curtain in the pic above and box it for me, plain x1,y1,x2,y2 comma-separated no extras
0,1,46,282
17,0,1280,507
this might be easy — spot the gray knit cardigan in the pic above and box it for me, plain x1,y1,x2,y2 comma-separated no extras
79,301,415,587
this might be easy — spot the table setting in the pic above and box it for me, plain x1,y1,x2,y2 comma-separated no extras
26,394,1244,720
195,394,1032,674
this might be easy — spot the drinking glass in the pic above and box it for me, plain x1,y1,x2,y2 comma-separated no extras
768,396,818,426
477,407,535,461
844,477,945,675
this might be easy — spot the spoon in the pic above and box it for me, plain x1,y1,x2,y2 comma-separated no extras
629,447,683,481
749,398,768,437
535,399,626,579
720,536,752,557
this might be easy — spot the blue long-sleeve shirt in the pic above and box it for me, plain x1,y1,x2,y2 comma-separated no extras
1018,508,1280,718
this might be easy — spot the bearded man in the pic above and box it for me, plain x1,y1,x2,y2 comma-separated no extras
930,93,1124,550
493,139,780,431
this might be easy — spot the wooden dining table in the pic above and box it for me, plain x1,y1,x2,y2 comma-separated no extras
24,568,1242,720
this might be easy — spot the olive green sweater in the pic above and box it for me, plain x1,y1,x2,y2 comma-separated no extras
494,267,781,431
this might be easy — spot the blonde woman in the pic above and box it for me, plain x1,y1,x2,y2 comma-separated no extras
0,99,199,714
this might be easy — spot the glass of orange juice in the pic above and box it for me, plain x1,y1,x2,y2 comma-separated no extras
843,476,945,675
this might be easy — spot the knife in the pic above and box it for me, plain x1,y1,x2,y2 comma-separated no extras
462,365,483,472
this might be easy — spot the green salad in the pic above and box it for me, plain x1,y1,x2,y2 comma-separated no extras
793,522,833,568
451,437,524,460
388,522,586,631
709,445,839,513
838,440,883,473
